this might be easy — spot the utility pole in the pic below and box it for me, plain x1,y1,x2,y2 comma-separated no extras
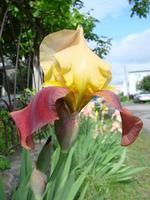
123,65,129,98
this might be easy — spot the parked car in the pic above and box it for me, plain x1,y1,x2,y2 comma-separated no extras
133,91,150,103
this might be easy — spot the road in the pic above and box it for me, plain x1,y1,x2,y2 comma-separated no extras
125,104,150,132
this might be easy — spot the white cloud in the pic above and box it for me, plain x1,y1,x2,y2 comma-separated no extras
82,0,128,20
82,1,150,85
107,29,150,64
106,29,150,84
109,29,150,61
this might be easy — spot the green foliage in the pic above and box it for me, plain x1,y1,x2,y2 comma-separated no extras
79,115,96,135
9,116,145,200
0,109,9,123
73,132,145,199
19,149,32,184
43,147,91,200
0,109,17,154
93,36,112,58
129,0,150,18
137,75,150,92
119,93,129,102
12,144,90,200
0,155,11,171
16,88,36,108
1,0,111,64
13,149,33,200
0,177,6,200
109,131,150,200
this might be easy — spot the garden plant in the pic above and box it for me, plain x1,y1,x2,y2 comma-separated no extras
0,26,143,200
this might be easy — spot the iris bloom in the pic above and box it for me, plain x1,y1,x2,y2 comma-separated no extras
10,27,143,150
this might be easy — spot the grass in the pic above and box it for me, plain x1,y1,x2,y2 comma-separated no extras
110,131,150,200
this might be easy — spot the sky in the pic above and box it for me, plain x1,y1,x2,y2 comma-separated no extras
82,0,150,84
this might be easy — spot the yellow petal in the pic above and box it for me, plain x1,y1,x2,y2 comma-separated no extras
40,26,112,111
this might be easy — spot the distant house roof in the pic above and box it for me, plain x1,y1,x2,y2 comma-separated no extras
0,57,15,71
0,61,15,71
128,69,150,74
0,64,14,70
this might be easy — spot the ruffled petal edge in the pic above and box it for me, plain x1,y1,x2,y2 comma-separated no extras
96,90,143,146
10,87,68,149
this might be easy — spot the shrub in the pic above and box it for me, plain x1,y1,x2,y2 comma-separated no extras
0,109,18,155
0,156,11,171
119,93,129,102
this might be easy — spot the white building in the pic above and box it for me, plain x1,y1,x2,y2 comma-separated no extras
123,69,150,96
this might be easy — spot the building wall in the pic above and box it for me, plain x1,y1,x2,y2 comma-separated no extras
32,57,42,92
128,70,150,95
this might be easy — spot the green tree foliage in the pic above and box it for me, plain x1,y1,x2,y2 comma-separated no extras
129,0,150,18
0,0,112,103
1,0,111,63
138,75,150,91
0,0,111,97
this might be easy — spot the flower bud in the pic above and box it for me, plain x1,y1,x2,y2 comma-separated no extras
55,113,79,150
55,99,79,150
30,168,47,199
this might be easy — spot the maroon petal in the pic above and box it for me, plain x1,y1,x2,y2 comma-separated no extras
96,90,143,146
10,87,68,149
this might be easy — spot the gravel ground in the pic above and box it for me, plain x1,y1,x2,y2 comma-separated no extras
125,103,150,132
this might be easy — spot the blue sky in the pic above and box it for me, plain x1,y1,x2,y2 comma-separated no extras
82,0,150,84
96,11,150,41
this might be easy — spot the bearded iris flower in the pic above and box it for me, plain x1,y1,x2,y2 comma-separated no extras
10,27,143,150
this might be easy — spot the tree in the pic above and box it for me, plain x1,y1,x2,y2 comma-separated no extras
0,0,111,62
129,0,150,18
0,0,111,109
138,75,150,91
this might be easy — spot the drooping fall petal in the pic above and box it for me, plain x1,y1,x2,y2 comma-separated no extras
10,87,68,149
40,26,112,112
96,90,143,146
